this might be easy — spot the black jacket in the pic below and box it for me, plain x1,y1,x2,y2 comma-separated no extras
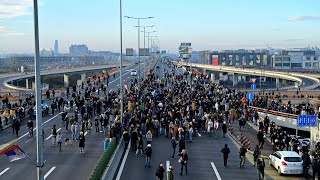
221,146,230,158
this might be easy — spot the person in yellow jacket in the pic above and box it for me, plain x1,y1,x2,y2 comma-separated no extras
9,109,15,121
3,110,8,125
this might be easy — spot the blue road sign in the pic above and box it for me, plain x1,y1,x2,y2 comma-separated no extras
246,92,254,100
297,115,317,126
251,84,257,90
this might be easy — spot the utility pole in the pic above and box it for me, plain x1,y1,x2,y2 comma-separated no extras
33,0,44,179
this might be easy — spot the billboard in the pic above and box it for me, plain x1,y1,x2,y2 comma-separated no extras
139,48,149,56
126,48,134,56
181,42,191,47
179,46,189,54
212,55,219,65
179,42,192,59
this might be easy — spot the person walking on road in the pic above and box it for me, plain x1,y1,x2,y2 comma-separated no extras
178,135,186,153
144,144,152,168
146,130,153,144
14,119,20,137
57,132,62,152
257,155,265,180
257,129,265,149
52,124,57,146
239,145,247,168
136,136,144,156
155,162,165,180
302,151,311,179
221,144,230,168
222,121,227,138
79,131,85,153
167,165,174,180
171,136,178,159
312,154,319,180
178,149,188,176
253,145,261,166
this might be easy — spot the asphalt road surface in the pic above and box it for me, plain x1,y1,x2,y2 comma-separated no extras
0,63,146,180
119,60,263,180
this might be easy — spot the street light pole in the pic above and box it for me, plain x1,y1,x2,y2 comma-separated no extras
119,0,123,123
125,16,153,84
32,0,44,180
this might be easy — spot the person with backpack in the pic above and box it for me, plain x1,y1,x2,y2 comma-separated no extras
239,145,247,168
221,144,230,167
144,144,152,168
155,162,165,180
256,155,265,180
253,145,261,166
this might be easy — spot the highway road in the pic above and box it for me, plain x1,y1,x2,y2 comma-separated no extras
0,62,147,180
118,59,266,180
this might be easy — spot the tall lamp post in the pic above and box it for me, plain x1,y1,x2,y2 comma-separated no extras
137,25,155,79
119,0,124,124
146,32,157,54
32,0,44,179
125,16,153,84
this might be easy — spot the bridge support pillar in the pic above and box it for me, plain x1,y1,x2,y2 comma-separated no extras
276,78,280,89
26,79,29,89
282,79,286,85
81,74,86,82
233,73,238,87
64,74,69,87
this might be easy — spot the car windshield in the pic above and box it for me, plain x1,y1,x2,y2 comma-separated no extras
284,157,302,162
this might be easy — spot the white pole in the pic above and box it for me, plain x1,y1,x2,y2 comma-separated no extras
120,0,123,123
33,0,44,179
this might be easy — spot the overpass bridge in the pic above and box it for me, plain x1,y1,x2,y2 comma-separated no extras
2,63,133,92
177,62,320,90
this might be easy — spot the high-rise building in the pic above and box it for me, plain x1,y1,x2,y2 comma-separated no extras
54,40,59,56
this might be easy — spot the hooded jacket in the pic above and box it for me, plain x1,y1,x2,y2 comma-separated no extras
221,144,230,158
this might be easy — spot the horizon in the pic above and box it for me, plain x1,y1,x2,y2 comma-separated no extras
0,0,319,54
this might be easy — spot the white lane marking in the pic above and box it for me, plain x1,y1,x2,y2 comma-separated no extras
166,161,170,180
210,162,222,180
115,140,131,180
16,113,62,141
0,168,10,176
45,128,61,140
25,138,33,144
84,131,88,136
44,166,56,179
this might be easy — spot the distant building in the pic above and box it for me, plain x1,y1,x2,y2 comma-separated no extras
54,40,59,56
41,48,54,57
210,50,271,67
69,44,89,56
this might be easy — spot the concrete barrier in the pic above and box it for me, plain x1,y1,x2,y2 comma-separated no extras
101,139,126,180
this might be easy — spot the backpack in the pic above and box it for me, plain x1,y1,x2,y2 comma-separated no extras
258,159,265,168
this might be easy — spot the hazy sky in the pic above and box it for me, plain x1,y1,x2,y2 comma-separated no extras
0,0,319,53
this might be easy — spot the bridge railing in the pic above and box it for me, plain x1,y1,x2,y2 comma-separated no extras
249,106,298,119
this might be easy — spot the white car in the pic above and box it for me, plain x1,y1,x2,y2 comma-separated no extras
269,151,303,175
131,70,137,76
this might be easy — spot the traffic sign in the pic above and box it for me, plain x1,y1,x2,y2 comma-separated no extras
251,84,256,90
250,78,257,84
246,92,254,100
297,115,317,126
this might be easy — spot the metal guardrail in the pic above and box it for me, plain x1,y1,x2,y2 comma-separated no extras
249,106,298,119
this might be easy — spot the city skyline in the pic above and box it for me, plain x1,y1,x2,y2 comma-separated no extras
0,0,319,53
